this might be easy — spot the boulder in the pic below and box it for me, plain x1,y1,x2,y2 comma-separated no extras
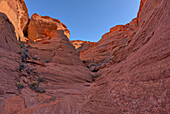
28,13,70,41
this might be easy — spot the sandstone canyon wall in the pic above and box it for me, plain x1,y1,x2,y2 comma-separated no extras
79,18,138,65
0,0,29,40
79,0,170,113
0,0,169,113
71,40,96,55
0,0,93,113
0,12,21,114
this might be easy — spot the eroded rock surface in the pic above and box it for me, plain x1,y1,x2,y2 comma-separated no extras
71,40,96,55
80,0,170,113
0,0,29,39
0,12,20,113
71,40,85,49
80,18,138,65
0,11,93,114
28,13,70,41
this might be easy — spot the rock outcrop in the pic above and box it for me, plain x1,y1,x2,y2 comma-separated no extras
71,40,96,55
71,40,85,49
28,13,70,41
79,18,138,65
0,0,29,39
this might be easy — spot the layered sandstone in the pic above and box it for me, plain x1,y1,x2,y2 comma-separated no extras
71,40,85,49
79,0,150,67
80,0,170,113
28,13,70,41
0,12,21,113
71,40,96,55
0,10,93,114
0,0,29,39
80,18,138,65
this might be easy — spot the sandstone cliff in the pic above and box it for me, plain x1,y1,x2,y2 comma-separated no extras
79,0,170,113
0,2,93,113
28,13,70,41
0,0,169,113
80,18,138,65
0,0,29,39
71,40,96,55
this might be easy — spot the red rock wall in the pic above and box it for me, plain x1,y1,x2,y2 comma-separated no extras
80,18,138,64
0,9,93,114
137,0,147,24
0,13,21,113
80,0,170,113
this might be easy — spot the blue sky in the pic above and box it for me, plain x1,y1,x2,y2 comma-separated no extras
24,0,140,42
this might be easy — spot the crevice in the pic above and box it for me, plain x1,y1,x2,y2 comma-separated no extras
6,18,12,25
23,18,30,38
5,92,16,94
5,36,8,43
26,60,46,67
91,69,99,72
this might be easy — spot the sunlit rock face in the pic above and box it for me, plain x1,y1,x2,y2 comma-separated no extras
28,13,70,41
71,40,96,55
71,40,85,49
0,0,29,40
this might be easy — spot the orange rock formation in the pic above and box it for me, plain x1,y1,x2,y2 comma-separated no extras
28,13,70,41
71,40,96,55
0,0,29,39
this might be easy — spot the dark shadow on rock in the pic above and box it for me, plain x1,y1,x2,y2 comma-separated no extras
0,12,19,51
